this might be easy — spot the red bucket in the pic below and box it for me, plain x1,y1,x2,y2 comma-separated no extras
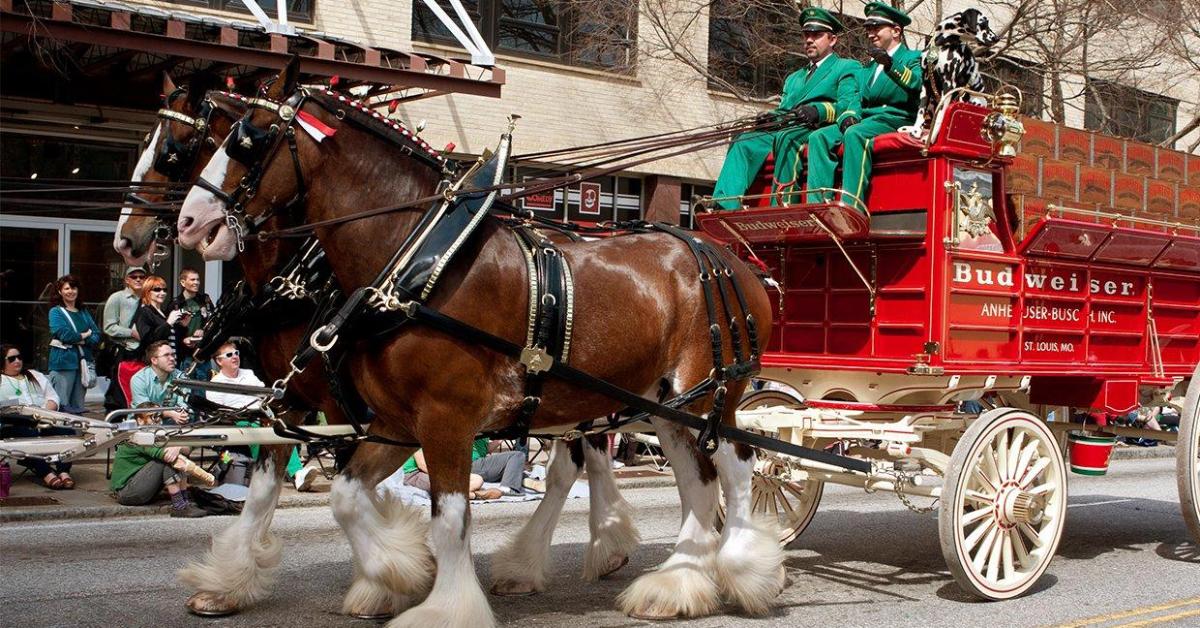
1067,432,1117,476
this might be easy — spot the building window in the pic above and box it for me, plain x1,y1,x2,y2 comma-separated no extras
679,182,714,229
159,1,315,24
980,57,1044,117
1084,79,1177,144
707,2,863,99
412,1,635,70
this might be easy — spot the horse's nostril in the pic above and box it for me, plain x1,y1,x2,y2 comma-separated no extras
180,216,194,229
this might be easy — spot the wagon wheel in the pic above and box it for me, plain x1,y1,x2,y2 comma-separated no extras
1178,366,1200,544
938,407,1067,600
717,388,824,546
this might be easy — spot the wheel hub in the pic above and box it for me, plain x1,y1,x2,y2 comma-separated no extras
996,485,1044,528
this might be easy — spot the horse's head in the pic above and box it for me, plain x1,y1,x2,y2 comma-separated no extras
116,74,246,265
933,9,999,50
177,58,315,262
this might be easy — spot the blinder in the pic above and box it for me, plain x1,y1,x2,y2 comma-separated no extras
194,89,311,251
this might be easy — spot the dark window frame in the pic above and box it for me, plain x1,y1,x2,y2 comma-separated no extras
412,1,637,71
159,1,315,25
706,2,865,99
1084,78,1178,144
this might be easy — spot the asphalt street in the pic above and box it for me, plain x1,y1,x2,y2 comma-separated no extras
1,457,1196,628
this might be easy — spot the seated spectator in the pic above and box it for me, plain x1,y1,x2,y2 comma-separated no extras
0,344,76,489
130,340,189,424
206,342,264,410
400,438,526,500
109,402,207,517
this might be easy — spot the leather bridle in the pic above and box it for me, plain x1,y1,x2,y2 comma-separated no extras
194,89,310,252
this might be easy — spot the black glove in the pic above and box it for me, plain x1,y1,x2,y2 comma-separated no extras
839,116,860,132
788,104,821,126
867,46,892,70
755,110,777,125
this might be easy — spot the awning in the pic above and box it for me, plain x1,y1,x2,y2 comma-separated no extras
0,0,503,109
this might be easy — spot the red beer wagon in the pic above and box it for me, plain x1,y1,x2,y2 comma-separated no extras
697,90,1200,600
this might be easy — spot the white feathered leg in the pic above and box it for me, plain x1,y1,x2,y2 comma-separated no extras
582,437,640,581
713,441,785,615
390,493,495,628
617,419,721,619
180,458,284,616
490,441,582,595
331,476,434,618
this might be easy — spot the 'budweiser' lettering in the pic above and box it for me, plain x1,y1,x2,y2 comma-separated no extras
952,261,1138,296
736,218,818,231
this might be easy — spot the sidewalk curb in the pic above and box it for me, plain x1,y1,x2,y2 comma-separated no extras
0,474,678,524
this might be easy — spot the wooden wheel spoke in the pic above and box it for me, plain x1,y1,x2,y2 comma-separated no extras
1008,431,1026,478
1014,443,1040,484
965,489,995,505
782,481,811,503
979,448,1001,489
961,506,993,526
1001,530,1015,580
995,429,1010,482
963,517,995,553
1018,521,1044,549
1011,528,1031,569
986,527,1003,582
972,526,999,572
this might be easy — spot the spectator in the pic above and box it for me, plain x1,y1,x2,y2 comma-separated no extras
129,340,189,424
47,274,101,413
0,344,76,489
109,402,207,517
131,275,189,362
102,266,146,412
169,268,214,377
401,438,526,499
206,342,264,410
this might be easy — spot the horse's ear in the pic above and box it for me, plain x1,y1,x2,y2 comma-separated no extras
267,55,302,101
162,72,177,98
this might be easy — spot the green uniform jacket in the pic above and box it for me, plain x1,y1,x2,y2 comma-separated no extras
777,53,862,124
838,44,922,125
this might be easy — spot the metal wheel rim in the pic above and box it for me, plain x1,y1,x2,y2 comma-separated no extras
1178,369,1200,543
948,411,1066,599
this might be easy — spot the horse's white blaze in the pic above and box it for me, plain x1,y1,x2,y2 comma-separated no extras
618,419,721,619
177,458,284,608
330,476,432,618
115,123,162,251
178,145,232,249
390,493,495,628
490,440,581,592
713,441,785,616
582,439,640,581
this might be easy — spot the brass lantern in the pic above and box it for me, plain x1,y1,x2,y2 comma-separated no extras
981,91,1025,157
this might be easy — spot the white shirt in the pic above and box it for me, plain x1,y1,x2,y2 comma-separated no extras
871,42,902,86
1,371,60,408
208,369,266,410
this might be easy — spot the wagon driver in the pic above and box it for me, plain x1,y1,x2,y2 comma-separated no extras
806,2,923,213
711,7,859,209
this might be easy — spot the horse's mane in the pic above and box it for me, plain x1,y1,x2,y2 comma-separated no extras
308,90,446,166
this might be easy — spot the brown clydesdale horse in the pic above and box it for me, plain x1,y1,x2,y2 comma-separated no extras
176,60,781,625
118,75,640,619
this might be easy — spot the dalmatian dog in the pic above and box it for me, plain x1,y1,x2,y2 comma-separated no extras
905,8,1000,139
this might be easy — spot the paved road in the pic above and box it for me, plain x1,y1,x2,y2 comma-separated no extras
2,457,1197,627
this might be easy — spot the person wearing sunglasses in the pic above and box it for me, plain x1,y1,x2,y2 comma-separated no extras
102,266,147,412
206,342,265,410
131,275,189,363
0,344,77,489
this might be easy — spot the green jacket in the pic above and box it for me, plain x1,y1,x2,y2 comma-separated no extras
839,44,923,124
775,53,861,126
110,444,167,491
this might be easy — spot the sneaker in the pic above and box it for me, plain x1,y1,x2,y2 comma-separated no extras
170,504,209,518
294,466,317,492
611,460,625,469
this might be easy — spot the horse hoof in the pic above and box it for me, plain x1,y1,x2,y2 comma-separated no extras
490,580,538,597
186,592,240,617
598,555,629,579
